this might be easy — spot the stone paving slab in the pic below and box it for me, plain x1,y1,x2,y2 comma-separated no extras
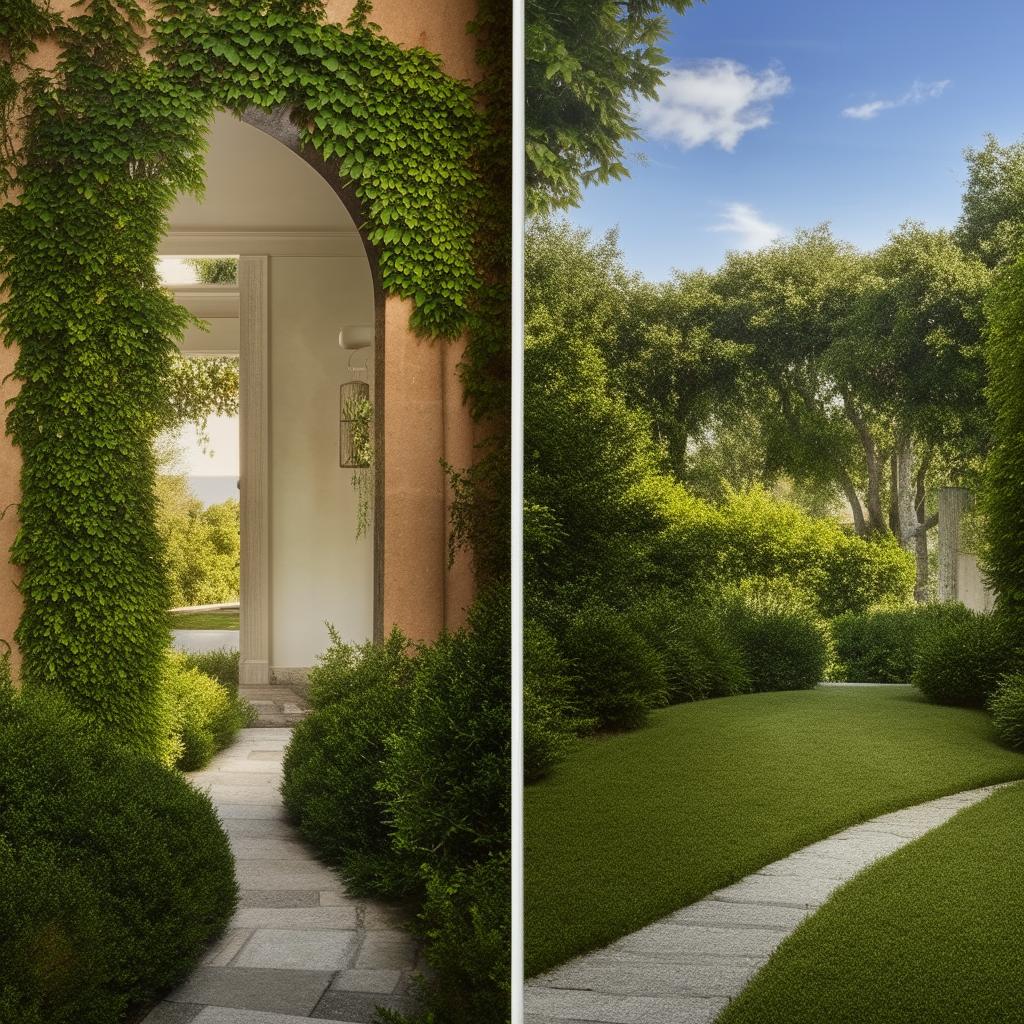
193,1009,358,1024
155,728,422,1024
525,783,1008,1023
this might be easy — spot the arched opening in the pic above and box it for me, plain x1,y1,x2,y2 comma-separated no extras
160,110,378,687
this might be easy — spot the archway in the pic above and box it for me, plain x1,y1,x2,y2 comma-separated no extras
161,111,378,686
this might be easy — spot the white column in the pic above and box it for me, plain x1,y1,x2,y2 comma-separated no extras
239,255,271,686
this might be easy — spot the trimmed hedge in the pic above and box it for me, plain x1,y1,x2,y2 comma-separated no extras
830,604,974,685
179,647,240,694
657,488,915,619
161,652,255,771
724,587,828,692
0,683,236,1023
281,629,416,896
913,611,1019,707
629,590,750,703
989,673,1024,750
282,590,511,1022
561,603,667,730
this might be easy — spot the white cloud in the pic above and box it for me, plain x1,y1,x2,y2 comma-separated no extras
635,59,791,151
710,202,783,250
842,79,950,119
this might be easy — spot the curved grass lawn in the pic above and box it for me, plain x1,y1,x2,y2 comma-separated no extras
525,687,1024,976
720,780,1024,1024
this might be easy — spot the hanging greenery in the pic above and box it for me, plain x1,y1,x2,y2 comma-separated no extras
340,388,373,538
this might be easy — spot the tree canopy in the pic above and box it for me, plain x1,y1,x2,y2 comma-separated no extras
526,0,696,213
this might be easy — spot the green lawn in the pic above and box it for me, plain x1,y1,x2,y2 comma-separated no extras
720,780,1024,1024
168,609,240,630
525,687,1024,976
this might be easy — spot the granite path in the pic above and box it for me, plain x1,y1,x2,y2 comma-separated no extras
144,727,425,1024
525,783,1008,1024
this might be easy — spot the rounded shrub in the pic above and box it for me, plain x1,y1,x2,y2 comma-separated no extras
281,627,416,896
523,618,583,783
561,602,667,730
913,611,1019,707
629,590,750,703
0,685,236,1022
161,652,255,771
179,648,240,694
382,589,511,871
830,603,974,685
724,587,828,692
989,674,1024,750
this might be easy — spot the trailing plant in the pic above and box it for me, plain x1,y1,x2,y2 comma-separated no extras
341,391,373,538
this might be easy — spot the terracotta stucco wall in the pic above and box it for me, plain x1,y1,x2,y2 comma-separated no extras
0,0,486,666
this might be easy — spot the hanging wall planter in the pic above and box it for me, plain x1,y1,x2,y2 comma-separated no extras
340,381,373,537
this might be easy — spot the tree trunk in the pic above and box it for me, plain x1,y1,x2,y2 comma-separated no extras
839,471,867,536
893,435,917,547
842,394,886,532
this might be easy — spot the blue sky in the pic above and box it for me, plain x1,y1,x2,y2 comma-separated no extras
568,0,1024,280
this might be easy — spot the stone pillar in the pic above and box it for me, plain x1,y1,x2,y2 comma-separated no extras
938,487,972,603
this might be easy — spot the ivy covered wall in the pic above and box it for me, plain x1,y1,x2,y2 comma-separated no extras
0,0,509,752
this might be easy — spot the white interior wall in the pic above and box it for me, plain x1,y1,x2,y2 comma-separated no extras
269,255,375,667
163,111,375,673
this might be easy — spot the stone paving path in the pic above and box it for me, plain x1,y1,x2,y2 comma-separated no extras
525,783,1009,1024
144,727,425,1024
238,684,311,729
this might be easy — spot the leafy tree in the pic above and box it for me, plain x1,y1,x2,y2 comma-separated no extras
526,0,696,212
713,224,990,599
185,256,237,284
161,354,239,446
526,219,746,477
156,475,240,607
956,134,1024,268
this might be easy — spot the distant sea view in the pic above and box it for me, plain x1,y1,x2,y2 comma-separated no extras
188,475,239,506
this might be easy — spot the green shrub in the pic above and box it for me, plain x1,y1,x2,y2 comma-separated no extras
989,673,1024,750
724,586,828,692
523,618,583,782
383,590,511,872
161,652,255,771
380,591,510,1021
561,602,667,730
282,628,416,896
0,685,236,1022
830,604,974,685
415,852,510,1022
913,611,1019,707
179,647,240,694
629,590,750,703
656,488,916,618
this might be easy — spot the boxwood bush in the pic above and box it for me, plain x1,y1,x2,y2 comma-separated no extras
179,647,240,694
0,681,236,1023
989,673,1024,750
561,602,667,730
830,603,974,685
913,611,1019,707
161,652,255,771
724,586,828,692
281,628,416,896
629,590,750,703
